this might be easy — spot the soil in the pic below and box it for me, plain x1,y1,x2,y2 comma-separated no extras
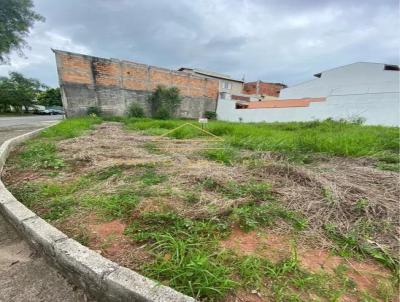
220,227,292,263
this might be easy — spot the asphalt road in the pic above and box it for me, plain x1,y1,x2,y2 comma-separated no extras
0,115,89,302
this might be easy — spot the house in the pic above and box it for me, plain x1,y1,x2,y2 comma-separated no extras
280,62,399,99
243,81,287,98
178,67,244,95
217,62,400,126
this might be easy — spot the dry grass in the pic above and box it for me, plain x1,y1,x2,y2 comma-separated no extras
4,121,399,301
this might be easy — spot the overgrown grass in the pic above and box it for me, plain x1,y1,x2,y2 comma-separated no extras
40,116,102,140
17,141,65,169
123,118,399,160
324,223,399,274
124,212,234,299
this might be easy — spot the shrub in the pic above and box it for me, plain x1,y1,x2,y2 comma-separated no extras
86,106,101,116
147,85,182,119
127,103,145,117
204,111,217,120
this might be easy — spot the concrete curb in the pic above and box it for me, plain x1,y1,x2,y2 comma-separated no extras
0,125,195,302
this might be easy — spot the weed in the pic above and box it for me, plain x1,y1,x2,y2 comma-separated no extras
236,255,263,288
123,118,399,158
324,223,399,273
140,169,167,185
43,196,76,221
88,165,123,181
125,212,234,299
183,191,201,204
202,148,238,165
18,141,65,169
81,190,139,219
322,187,335,203
143,233,237,299
40,116,102,140
142,142,163,154
73,225,91,246
231,202,307,231
199,178,273,202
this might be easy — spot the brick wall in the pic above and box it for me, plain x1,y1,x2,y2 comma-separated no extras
243,81,287,97
54,50,219,117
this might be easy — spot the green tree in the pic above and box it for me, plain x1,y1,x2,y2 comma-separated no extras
37,87,62,107
0,72,45,112
0,0,44,63
147,85,182,119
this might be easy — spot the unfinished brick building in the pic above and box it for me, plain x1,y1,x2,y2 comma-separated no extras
243,81,287,97
53,50,219,117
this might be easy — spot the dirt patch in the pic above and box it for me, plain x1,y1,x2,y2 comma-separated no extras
347,260,391,293
225,290,267,302
56,122,169,173
220,227,292,263
2,166,44,185
298,249,343,273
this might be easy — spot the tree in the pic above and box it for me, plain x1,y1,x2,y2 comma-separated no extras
147,85,182,119
37,87,62,107
0,0,44,63
0,72,45,112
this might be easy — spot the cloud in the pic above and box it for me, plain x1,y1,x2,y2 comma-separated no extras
0,0,398,86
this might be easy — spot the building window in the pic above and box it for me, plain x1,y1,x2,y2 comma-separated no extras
222,81,232,89
384,64,399,71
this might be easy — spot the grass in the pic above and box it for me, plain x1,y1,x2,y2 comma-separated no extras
40,116,102,140
231,202,308,231
123,118,399,161
5,117,399,301
324,223,399,274
124,212,234,299
17,141,65,169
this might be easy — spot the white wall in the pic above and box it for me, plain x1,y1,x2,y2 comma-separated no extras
280,62,400,99
216,92,400,126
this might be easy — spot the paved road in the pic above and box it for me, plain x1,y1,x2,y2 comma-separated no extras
0,116,89,302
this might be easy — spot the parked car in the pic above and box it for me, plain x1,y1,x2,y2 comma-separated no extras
36,108,65,115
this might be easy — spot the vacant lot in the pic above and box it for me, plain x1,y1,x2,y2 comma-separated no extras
3,117,399,302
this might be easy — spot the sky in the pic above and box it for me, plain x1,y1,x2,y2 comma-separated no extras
0,0,399,87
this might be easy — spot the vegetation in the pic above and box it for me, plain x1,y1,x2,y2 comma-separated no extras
204,110,217,120
0,0,44,63
0,72,45,112
86,106,102,116
127,102,145,117
36,87,62,107
5,117,399,301
39,116,101,140
147,85,182,119
123,118,399,164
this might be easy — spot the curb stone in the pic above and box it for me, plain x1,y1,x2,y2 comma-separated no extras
0,125,195,302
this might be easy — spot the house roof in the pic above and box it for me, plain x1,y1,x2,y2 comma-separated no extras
178,67,244,83
243,97,325,109
313,62,400,78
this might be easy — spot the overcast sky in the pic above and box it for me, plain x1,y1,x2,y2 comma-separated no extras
0,0,399,87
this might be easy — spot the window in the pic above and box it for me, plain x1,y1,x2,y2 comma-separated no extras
222,81,232,89
384,64,399,71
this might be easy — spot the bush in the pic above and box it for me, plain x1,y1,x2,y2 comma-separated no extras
86,106,101,116
147,85,182,119
154,106,170,120
204,111,217,120
127,103,145,117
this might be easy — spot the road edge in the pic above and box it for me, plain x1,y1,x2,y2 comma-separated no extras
0,124,195,302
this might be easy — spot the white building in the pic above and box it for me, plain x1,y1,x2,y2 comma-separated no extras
280,62,399,99
217,62,400,126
